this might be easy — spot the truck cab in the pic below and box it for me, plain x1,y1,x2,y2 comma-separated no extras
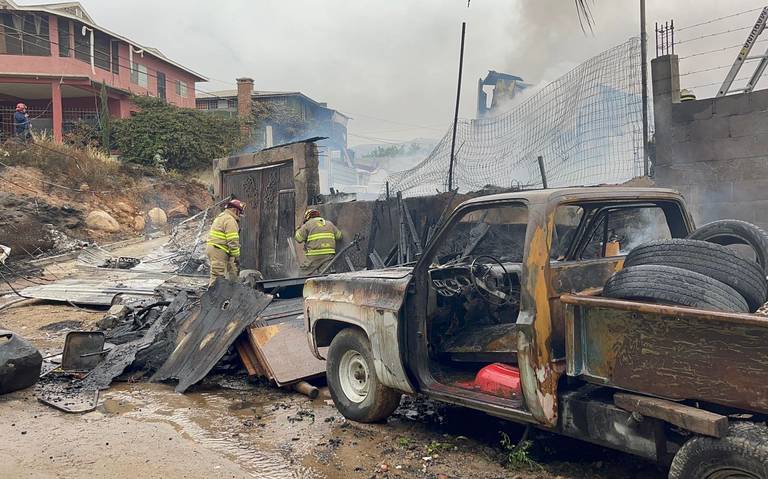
304,187,768,478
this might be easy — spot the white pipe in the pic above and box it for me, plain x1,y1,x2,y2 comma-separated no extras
81,25,94,74
129,46,144,82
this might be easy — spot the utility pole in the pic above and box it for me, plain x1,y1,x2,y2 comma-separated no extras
448,22,466,192
640,0,650,177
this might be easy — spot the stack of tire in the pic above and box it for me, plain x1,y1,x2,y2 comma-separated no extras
604,220,768,313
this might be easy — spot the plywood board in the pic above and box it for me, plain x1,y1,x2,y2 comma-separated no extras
247,316,325,386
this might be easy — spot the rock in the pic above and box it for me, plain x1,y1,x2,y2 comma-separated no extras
378,464,389,473
97,305,131,330
114,202,134,215
85,210,120,233
147,207,167,227
78,183,90,192
133,215,146,232
166,203,189,219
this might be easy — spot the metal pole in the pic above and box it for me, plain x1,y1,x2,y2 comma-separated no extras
537,156,548,189
641,0,650,177
448,22,466,192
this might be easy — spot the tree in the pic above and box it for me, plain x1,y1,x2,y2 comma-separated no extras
98,82,111,153
113,96,244,171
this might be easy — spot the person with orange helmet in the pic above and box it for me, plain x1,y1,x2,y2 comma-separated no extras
14,103,30,140
294,208,342,276
206,198,245,285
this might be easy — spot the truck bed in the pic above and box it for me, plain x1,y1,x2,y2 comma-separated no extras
561,293,768,415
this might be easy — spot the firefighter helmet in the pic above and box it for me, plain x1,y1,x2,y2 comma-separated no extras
226,199,246,214
304,209,321,222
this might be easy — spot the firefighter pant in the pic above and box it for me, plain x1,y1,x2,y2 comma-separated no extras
207,245,239,286
299,254,334,276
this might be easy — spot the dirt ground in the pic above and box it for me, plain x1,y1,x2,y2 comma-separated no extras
0,303,667,479
0,243,665,479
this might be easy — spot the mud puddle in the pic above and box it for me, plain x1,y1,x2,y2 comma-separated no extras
103,380,325,478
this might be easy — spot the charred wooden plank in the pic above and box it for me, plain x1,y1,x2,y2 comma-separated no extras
235,336,265,377
614,393,728,438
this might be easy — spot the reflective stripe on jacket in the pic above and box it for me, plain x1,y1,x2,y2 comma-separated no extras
207,209,241,257
294,217,341,256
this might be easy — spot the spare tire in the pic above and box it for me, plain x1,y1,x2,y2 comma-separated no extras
604,265,749,313
687,219,768,275
625,239,767,311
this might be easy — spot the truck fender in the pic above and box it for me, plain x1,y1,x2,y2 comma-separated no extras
307,302,415,395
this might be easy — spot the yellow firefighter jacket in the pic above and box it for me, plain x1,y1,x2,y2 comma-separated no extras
207,209,241,257
294,217,342,256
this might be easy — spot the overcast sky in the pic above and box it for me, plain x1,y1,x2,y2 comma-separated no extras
41,0,768,145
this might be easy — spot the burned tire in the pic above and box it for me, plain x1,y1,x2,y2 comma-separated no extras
688,220,768,275
625,239,767,311
669,422,768,479
604,265,749,313
326,328,401,423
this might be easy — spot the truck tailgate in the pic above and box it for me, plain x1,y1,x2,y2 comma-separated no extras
562,294,768,414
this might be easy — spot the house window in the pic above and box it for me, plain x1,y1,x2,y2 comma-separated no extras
58,18,70,57
94,31,110,71
0,13,50,56
227,99,238,109
157,72,166,101
175,80,188,98
130,63,148,88
110,40,119,73
73,21,90,62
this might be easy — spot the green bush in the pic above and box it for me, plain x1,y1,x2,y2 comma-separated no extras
113,96,244,171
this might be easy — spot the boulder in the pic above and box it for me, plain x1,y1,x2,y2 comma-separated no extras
85,210,120,233
114,201,134,215
147,207,167,227
166,203,189,219
133,215,146,232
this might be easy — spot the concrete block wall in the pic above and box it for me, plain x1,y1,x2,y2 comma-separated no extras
652,55,768,228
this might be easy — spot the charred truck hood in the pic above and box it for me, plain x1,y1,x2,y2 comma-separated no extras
303,267,413,312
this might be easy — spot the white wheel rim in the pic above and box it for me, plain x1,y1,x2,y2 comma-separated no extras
338,349,369,403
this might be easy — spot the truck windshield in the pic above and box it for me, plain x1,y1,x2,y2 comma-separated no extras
433,204,528,266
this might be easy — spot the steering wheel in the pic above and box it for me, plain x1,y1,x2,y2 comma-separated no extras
469,255,514,305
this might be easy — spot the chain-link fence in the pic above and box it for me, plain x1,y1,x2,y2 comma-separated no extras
385,37,646,197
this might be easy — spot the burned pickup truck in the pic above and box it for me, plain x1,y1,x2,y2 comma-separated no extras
304,187,768,478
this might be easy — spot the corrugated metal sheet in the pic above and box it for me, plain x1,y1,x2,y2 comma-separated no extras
20,276,165,306
152,280,273,393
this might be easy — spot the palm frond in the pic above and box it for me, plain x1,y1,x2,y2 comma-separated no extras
575,0,595,32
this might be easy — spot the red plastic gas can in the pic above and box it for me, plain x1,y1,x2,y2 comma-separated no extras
471,363,522,400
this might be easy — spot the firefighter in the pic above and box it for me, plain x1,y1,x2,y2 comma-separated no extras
295,209,342,276
206,199,245,286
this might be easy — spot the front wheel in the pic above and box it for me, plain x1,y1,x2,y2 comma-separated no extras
326,328,401,423
669,422,768,479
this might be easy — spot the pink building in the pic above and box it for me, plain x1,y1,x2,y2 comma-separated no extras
0,0,207,141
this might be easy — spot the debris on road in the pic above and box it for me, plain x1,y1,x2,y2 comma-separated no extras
0,329,42,394
151,280,272,393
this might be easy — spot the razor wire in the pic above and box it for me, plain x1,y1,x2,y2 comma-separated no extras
384,37,646,197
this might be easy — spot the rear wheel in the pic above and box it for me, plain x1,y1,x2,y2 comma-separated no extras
326,328,401,423
669,422,768,479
